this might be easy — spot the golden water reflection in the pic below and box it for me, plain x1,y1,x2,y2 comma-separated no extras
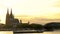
0,31,60,34
0,31,13,34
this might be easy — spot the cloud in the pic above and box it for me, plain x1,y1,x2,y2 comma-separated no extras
53,0,60,7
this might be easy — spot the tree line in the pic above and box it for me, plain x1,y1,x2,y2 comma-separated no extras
0,22,60,31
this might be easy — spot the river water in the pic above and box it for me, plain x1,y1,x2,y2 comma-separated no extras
0,31,60,34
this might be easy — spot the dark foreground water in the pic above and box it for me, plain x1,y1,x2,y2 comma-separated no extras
0,31,60,34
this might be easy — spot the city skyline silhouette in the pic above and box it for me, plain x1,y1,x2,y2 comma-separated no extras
0,0,60,24
0,8,60,25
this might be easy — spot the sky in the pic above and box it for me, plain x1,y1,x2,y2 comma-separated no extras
0,0,60,24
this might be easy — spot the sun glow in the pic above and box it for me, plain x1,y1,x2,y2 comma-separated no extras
0,0,60,24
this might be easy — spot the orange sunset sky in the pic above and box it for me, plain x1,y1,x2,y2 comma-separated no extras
0,0,60,24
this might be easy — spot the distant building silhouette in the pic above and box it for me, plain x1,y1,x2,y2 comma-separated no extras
27,21,30,24
20,20,22,24
6,9,19,27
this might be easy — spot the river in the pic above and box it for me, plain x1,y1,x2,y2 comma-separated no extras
0,31,60,34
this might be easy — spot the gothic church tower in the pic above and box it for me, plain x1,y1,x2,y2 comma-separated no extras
6,9,10,25
9,9,14,19
6,9,14,25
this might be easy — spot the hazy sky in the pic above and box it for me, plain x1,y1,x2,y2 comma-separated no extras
0,0,60,24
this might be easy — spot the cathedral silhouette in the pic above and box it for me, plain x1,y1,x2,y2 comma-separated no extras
6,9,20,27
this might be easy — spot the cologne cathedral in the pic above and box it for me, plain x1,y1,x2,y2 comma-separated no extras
6,9,20,27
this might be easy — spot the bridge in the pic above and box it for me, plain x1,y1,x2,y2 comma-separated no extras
13,30,43,33
0,29,44,33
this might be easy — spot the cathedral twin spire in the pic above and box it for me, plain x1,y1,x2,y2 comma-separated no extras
6,8,30,25
7,9,9,15
6,8,14,18
6,8,18,25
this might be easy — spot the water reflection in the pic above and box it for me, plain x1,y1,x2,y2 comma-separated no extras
0,31,13,34
0,31,60,34
43,31,60,34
